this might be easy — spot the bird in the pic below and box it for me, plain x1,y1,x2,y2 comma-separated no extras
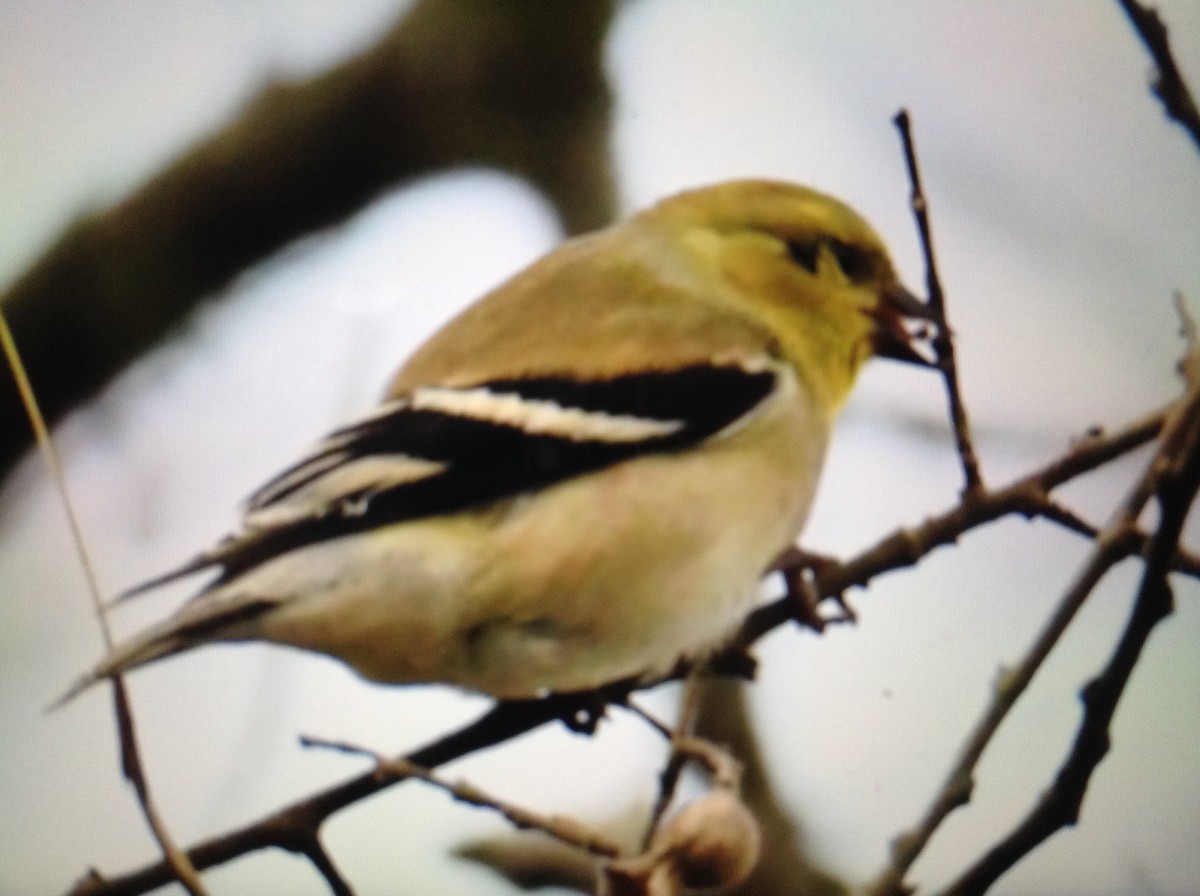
60,179,933,704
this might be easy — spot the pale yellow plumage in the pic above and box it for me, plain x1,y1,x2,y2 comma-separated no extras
62,179,929,703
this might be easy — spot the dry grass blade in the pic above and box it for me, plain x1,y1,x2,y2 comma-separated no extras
1,310,207,896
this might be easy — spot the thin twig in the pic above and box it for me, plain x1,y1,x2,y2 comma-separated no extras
938,302,1200,896
0,316,114,648
1,310,206,896
739,405,1169,648
64,403,1176,896
867,526,1138,896
295,837,354,896
109,683,208,896
62,687,634,896
870,303,1200,896
1039,498,1200,577
893,109,985,497
64,379,1187,895
301,735,623,860
671,736,743,792
624,700,675,741
639,673,707,851
642,749,689,857
1118,0,1200,151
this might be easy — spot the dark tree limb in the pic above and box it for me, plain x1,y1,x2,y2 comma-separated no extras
63,385,1197,896
1118,0,1200,151
0,0,616,482
938,304,1200,896
65,688,635,896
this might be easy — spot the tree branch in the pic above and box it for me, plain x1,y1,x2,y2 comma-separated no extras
1118,0,1200,151
300,735,623,861
64,688,634,896
50,11,1200,888
939,301,1200,896
64,383,1188,896
893,109,985,497
3,311,205,894
0,0,616,482
740,402,1181,651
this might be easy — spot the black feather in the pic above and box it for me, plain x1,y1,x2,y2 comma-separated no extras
150,363,777,588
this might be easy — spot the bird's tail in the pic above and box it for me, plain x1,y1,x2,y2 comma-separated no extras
102,551,220,609
50,625,194,709
51,593,278,709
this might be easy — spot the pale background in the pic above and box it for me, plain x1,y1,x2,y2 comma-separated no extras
1,2,1198,894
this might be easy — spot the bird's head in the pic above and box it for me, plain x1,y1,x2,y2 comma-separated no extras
642,179,936,404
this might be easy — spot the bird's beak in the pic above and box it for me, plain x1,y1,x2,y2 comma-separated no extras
871,282,937,367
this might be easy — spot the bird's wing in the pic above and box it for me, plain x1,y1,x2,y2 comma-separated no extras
120,360,782,596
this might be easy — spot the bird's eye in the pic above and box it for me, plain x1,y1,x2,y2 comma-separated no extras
828,240,873,283
785,240,819,274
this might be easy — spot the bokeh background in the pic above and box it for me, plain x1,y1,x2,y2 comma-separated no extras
1,2,1198,894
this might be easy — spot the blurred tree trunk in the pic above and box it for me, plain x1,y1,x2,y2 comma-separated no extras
0,0,616,482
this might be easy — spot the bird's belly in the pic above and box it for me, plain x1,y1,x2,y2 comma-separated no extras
453,409,823,696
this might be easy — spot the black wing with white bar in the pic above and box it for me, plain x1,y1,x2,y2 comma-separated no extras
139,362,779,590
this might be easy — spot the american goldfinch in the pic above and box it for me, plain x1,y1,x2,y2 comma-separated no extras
63,180,931,703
